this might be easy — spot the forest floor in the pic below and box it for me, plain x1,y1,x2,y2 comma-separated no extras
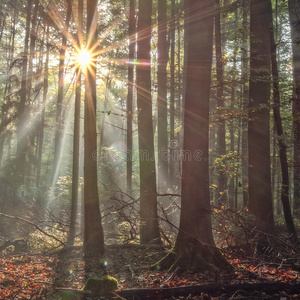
1,246,300,299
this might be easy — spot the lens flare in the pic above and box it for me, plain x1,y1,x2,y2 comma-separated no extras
77,48,91,68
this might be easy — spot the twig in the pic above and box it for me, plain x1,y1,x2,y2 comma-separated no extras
0,212,65,247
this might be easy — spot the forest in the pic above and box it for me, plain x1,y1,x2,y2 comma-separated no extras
0,0,300,299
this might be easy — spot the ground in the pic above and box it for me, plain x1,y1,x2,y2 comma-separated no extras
0,245,300,299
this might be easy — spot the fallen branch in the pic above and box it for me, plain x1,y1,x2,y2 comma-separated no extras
57,282,300,299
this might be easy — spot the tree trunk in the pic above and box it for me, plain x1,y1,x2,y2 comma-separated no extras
136,0,161,245
157,0,168,193
16,0,32,183
158,0,231,272
248,0,274,228
215,0,227,199
52,0,72,182
36,22,49,187
83,0,105,258
270,17,298,243
169,0,176,184
68,0,84,246
241,0,249,209
288,0,300,216
126,0,135,196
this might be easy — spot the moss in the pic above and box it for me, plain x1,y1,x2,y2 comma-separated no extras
83,276,118,292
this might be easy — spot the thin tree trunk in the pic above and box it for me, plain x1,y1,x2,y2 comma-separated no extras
288,0,300,216
99,76,110,158
68,0,83,246
16,0,32,183
126,0,135,196
28,0,39,92
52,0,72,181
215,0,227,199
241,0,249,209
270,20,298,243
36,23,49,187
157,0,168,193
169,0,176,183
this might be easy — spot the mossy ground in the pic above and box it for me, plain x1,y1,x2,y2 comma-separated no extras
83,276,118,292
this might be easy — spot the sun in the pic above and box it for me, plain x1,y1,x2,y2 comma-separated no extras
77,48,92,69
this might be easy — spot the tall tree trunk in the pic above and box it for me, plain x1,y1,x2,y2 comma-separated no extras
36,23,49,187
68,0,83,246
99,76,110,157
270,18,298,243
248,0,274,228
28,0,39,92
136,0,161,245
126,0,135,196
157,0,168,193
288,0,300,216
215,0,227,199
52,0,72,182
241,0,249,209
229,13,238,209
83,0,104,258
16,0,32,184
169,0,176,183
158,0,231,272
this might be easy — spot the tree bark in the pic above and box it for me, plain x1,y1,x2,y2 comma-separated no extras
36,22,49,187
169,0,176,183
126,0,135,196
248,0,274,228
158,0,231,272
68,0,84,246
270,15,298,243
16,0,32,183
136,0,161,245
83,0,105,258
288,0,300,216
52,0,72,182
215,0,227,199
241,0,249,209
157,0,168,193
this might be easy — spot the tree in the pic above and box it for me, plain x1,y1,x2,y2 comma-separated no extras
136,0,161,244
158,0,231,271
157,0,168,192
169,0,176,183
52,0,72,182
36,21,49,187
288,0,300,216
241,0,249,209
126,0,135,196
68,0,83,246
83,0,104,258
16,0,32,183
247,0,274,228
215,0,227,200
270,5,298,243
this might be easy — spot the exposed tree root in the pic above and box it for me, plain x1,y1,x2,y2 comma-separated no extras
154,241,232,273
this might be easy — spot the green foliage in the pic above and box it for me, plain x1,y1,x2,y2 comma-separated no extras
83,276,118,292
